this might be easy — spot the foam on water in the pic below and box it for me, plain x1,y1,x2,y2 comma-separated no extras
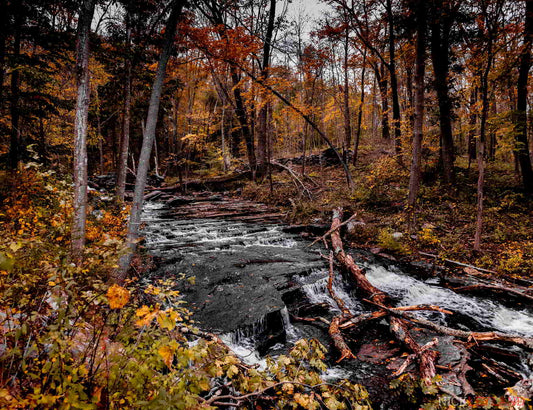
365,265,533,336
296,269,364,316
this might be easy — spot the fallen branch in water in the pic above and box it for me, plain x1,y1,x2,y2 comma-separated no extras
364,301,533,350
309,212,358,248
328,208,438,384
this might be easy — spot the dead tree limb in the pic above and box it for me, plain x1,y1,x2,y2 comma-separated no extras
329,316,357,362
309,212,359,247
270,161,312,199
329,208,438,384
327,252,352,318
418,251,497,274
369,303,533,350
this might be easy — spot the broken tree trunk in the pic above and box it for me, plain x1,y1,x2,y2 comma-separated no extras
329,207,438,384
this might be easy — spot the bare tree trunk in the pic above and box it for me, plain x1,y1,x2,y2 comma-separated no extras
72,0,96,262
116,7,132,201
0,0,7,107
116,0,185,282
9,0,22,169
341,23,352,164
515,0,533,193
353,49,367,166
430,0,455,186
374,63,391,141
474,68,492,251
257,0,276,177
95,88,104,174
407,0,427,232
230,68,256,176
467,88,477,172
386,0,402,162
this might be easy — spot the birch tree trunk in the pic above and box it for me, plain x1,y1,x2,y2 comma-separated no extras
116,6,132,202
116,0,185,282
71,0,96,262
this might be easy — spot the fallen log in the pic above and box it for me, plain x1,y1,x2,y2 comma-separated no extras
329,316,356,362
328,208,438,384
155,171,253,193
368,301,533,350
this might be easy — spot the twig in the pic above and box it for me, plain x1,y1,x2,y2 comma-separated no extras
309,212,358,247
418,251,497,274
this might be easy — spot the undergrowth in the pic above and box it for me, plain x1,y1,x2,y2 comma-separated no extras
0,163,372,409
241,153,533,279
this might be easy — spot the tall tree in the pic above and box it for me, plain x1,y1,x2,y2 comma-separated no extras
116,0,186,282
430,0,457,186
385,0,403,162
116,3,133,201
515,0,533,193
9,0,23,169
256,0,276,177
474,0,502,251
71,0,96,262
407,0,427,231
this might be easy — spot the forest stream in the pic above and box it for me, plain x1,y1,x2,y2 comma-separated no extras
141,195,533,407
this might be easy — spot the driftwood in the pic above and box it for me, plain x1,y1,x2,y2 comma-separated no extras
305,207,533,398
328,208,439,384
326,252,356,362
368,301,533,350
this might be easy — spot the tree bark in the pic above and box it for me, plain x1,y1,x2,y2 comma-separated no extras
474,32,494,251
116,6,133,202
374,63,391,141
341,23,352,164
430,0,455,186
407,0,427,232
9,0,23,169
0,0,7,107
385,0,403,162
71,0,96,262
353,49,366,166
515,0,533,193
257,0,276,177
116,0,185,282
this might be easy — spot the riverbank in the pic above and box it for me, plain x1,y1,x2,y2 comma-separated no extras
236,153,533,285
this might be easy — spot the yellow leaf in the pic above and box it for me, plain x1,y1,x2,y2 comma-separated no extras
227,364,239,378
158,345,174,368
107,284,130,309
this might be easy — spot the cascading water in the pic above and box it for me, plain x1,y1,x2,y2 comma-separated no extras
141,197,533,394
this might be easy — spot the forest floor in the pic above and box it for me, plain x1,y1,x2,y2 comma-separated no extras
233,145,533,284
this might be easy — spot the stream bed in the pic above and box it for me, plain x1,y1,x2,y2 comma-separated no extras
141,196,533,407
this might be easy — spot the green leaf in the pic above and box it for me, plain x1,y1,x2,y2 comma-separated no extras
0,252,15,271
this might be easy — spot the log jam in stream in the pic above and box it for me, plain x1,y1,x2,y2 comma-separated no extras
141,195,533,407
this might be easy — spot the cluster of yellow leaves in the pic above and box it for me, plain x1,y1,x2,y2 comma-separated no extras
135,305,183,329
107,284,130,309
